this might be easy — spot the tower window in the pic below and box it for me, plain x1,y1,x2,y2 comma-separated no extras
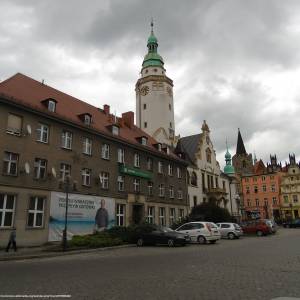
154,68,157,72
169,104,171,110
144,122,147,128
170,122,172,129
145,70,148,74
143,104,147,110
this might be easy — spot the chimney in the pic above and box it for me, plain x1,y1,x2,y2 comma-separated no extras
122,111,134,128
103,104,110,114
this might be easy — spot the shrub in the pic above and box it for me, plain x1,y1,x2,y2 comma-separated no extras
69,232,123,248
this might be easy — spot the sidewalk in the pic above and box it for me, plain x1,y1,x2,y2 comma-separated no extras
0,244,134,262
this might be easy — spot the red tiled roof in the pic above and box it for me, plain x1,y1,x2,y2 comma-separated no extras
0,73,182,161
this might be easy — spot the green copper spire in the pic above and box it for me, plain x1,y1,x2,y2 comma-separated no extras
224,140,235,174
142,20,164,69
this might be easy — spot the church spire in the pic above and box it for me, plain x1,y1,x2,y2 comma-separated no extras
142,21,164,69
236,128,247,155
224,140,235,174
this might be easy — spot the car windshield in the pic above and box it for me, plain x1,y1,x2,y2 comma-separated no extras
208,223,218,228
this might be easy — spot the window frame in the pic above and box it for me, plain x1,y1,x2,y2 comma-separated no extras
81,168,91,186
101,144,110,160
61,130,73,150
116,204,125,226
100,171,109,189
3,151,19,176
134,153,140,168
27,196,45,228
0,194,16,228
82,137,92,156
34,158,47,179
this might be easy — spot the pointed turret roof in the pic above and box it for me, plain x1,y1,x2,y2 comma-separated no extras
236,128,247,155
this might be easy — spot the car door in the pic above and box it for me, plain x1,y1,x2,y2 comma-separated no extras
176,223,195,241
220,223,230,237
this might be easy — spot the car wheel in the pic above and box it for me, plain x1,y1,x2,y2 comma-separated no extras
228,232,236,240
167,239,175,247
137,238,144,247
197,236,206,244
256,230,263,237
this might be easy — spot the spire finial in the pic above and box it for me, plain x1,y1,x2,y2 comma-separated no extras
151,18,154,34
226,138,228,151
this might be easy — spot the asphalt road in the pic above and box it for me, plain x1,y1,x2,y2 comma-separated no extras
0,229,300,300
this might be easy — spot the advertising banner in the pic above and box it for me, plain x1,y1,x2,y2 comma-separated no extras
48,192,115,241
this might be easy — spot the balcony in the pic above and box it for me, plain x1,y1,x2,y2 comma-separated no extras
204,187,227,196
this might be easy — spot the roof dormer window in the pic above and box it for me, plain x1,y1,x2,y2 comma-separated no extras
112,125,119,136
41,98,57,112
48,100,56,112
141,137,147,146
84,114,92,126
154,143,162,151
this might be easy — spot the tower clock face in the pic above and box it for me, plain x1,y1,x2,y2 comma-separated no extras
166,86,173,97
140,86,149,96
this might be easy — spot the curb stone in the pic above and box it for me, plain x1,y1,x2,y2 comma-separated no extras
0,244,135,262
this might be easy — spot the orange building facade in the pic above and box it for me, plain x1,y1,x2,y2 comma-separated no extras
241,160,282,221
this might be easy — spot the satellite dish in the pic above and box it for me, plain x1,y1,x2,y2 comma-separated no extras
26,124,32,135
24,162,30,174
51,167,57,178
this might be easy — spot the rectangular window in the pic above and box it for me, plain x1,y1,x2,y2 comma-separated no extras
179,209,185,221
143,103,147,110
3,152,19,176
177,167,182,178
0,194,16,228
264,199,268,206
82,168,91,186
168,164,173,176
27,196,45,228
134,178,140,193
247,199,251,207
117,176,125,192
178,189,183,200
144,122,147,129
147,206,155,224
7,113,22,135
116,204,125,226
246,186,250,194
254,186,258,193
255,199,259,207
147,157,153,171
84,114,91,126
293,195,298,203
34,158,47,179
262,176,266,181
141,137,147,145
158,161,163,174
60,163,71,181
283,195,289,203
271,184,276,192
134,153,140,168
101,144,110,160
100,172,109,189
83,137,92,155
272,197,277,205
262,185,267,192
159,184,165,197
169,208,176,225
148,181,153,196
36,123,49,143
159,207,166,226
169,186,174,198
193,196,197,207
117,148,125,163
61,130,72,149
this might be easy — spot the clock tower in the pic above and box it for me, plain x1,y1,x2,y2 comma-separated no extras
136,21,176,146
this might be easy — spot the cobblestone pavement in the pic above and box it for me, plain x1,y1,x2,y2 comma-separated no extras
0,228,300,300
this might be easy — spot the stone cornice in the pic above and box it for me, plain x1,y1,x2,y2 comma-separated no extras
135,75,173,90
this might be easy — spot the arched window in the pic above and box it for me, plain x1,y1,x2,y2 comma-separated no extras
186,171,190,185
191,172,197,186
206,148,212,163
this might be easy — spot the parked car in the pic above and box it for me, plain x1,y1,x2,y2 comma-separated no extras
262,219,278,233
240,220,272,236
216,223,243,239
136,226,189,247
282,219,300,228
175,221,221,244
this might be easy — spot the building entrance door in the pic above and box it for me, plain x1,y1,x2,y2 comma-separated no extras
132,204,144,225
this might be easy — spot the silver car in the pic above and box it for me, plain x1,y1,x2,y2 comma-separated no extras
216,223,243,239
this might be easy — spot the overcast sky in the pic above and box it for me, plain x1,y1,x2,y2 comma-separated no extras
1,0,300,168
